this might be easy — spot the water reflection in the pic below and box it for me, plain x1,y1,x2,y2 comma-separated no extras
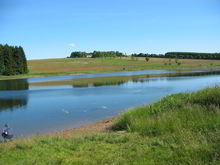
0,71,219,113
0,70,220,137
0,97,28,112
0,79,29,91
0,79,29,112
72,80,127,88
72,70,220,88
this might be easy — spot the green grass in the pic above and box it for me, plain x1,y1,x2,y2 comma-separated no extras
112,87,220,164
0,87,220,165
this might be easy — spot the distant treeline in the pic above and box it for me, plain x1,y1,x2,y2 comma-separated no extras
131,52,220,60
70,51,220,60
131,53,164,58
70,51,125,58
165,52,220,60
0,44,28,75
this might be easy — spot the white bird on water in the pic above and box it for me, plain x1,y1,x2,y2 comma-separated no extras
62,109,70,114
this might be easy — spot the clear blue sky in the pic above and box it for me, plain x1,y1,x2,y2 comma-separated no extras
0,0,220,59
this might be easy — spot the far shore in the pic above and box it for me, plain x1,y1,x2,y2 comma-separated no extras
1,67,220,82
1,57,220,80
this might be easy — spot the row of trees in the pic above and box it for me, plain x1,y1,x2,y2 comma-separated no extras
131,53,164,58
92,51,124,58
165,52,220,60
131,52,220,60
70,51,220,60
70,51,88,58
70,51,126,58
0,44,28,75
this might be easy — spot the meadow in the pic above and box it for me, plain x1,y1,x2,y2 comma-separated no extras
1,57,220,80
0,87,219,165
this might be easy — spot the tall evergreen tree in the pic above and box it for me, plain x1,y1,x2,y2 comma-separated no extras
0,44,28,76
19,46,28,73
3,45,13,75
0,45,5,74
13,46,23,74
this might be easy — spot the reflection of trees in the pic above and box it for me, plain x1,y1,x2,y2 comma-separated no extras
0,97,28,112
72,70,220,88
165,70,220,80
72,80,126,88
72,78,156,88
0,79,29,112
0,79,29,91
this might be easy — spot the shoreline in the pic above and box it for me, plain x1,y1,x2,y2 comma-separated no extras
1,67,220,81
9,117,117,143
30,69,220,87
0,67,218,83
48,117,116,139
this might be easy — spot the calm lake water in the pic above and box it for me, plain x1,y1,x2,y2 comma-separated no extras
0,70,220,138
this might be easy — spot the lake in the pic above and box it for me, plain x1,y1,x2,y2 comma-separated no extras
0,70,220,138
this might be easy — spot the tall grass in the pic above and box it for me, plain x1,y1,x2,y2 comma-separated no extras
112,87,220,164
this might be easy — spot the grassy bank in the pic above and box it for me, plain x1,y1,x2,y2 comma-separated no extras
1,57,220,80
0,87,219,164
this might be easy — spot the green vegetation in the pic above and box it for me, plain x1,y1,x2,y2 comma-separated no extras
0,44,28,76
131,52,220,60
70,51,89,58
71,51,220,60
112,87,220,164
26,57,220,76
131,53,164,58
70,51,125,58
1,87,219,165
165,52,220,60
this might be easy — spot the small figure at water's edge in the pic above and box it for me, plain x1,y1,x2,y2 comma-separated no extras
1,124,13,142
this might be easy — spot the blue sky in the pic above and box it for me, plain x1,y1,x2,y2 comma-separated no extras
0,0,220,59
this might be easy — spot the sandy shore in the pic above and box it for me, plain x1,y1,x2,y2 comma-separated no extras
0,117,118,145
46,117,116,139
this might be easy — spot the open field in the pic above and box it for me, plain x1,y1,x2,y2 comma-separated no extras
27,57,220,74
0,87,219,165
1,57,220,80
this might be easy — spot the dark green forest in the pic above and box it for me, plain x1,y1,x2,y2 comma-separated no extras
131,52,220,60
70,51,125,58
131,53,164,58
0,44,28,75
70,51,220,60
165,52,220,59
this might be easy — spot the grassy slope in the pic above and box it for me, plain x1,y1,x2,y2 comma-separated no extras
0,87,219,165
1,57,220,80
27,57,220,74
